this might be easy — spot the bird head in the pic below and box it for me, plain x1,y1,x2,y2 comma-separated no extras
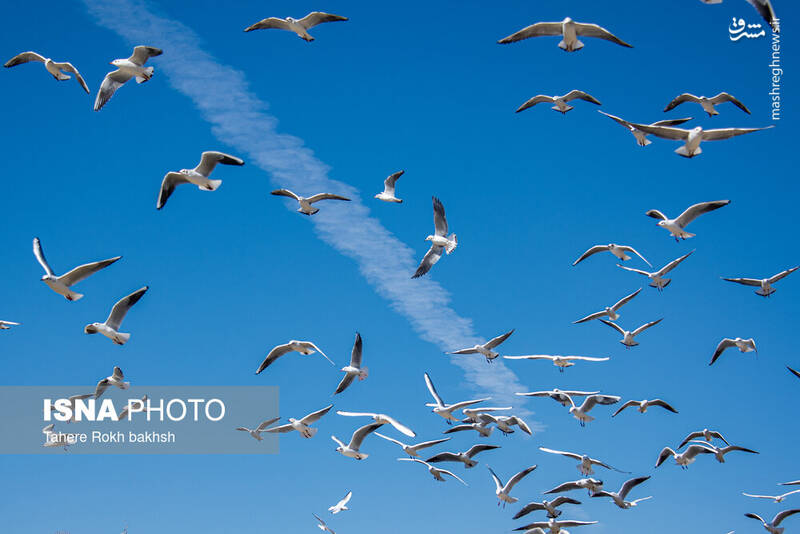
425,235,434,242
84,323,100,334
110,59,124,67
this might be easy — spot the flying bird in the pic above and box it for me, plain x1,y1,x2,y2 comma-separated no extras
448,329,515,363
573,288,642,324
477,414,533,436
664,93,750,116
565,394,621,426
573,244,651,267
256,340,333,374
591,476,652,509
157,151,244,209
504,355,610,372
598,111,693,146
235,417,281,441
94,46,162,111
655,443,716,469
423,372,489,423
599,318,663,348
678,429,730,449
84,287,148,345
263,404,333,438
623,123,773,158
709,338,757,366
744,510,800,534
270,189,350,215
398,458,467,485
334,332,368,395
4,51,89,93
742,490,800,504
498,17,632,51
514,497,582,520
426,444,500,468
312,513,336,534
488,465,537,507
328,491,352,514
374,433,449,458
616,251,694,291
244,12,348,41
516,389,600,407
538,447,628,476
612,399,678,417
336,411,415,438
462,406,513,422
0,321,20,330
544,478,604,496
331,422,384,460
516,91,601,114
94,366,130,398
722,266,798,297
690,440,759,463
413,196,457,278
645,200,730,240
33,237,121,301
513,518,598,534
374,170,404,203
444,421,493,438
116,395,148,421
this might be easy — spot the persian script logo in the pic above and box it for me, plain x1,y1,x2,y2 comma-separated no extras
729,17,766,40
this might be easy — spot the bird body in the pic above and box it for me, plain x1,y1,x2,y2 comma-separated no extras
612,399,678,417
448,329,514,363
426,444,500,469
4,51,90,93
617,251,694,291
374,433,449,458
645,200,730,240
539,447,626,476
626,123,772,158
413,197,456,278
334,333,368,394
591,476,651,509
244,12,348,41
573,288,641,323
95,46,162,111
514,497,582,520
423,372,489,422
503,355,609,372
745,510,800,534
84,287,148,345
544,478,604,496
328,491,352,514
235,417,281,441
375,170,404,203
256,340,332,374
664,93,750,116
498,17,632,51
399,458,467,485
710,338,757,365
565,394,620,426
157,151,244,209
516,90,601,114
271,189,350,215
723,266,798,297
599,318,662,348
489,465,537,507
331,422,384,460
656,444,715,468
516,389,600,407
33,237,121,301
94,367,130,398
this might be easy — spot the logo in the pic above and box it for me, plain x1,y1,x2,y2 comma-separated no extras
729,17,766,40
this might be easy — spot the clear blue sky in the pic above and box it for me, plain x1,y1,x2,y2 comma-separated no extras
0,1,796,533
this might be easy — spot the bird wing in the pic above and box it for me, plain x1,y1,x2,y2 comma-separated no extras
702,126,773,141
60,256,122,286
348,423,383,449
53,62,90,93
773,510,800,526
333,373,356,395
514,502,545,519
441,469,468,485
255,417,281,431
558,521,599,528
412,245,443,278
264,423,295,434
618,476,650,500
675,200,731,228
612,400,638,417
4,51,46,67
685,444,716,459
94,69,133,111
105,287,148,330
710,338,737,366
307,193,351,204
374,432,404,447
515,95,555,113
722,276,762,287
769,266,800,283
572,245,609,266
383,170,404,194
658,251,694,276
788,367,800,380
381,415,415,437
466,444,500,458
611,287,642,311
423,372,444,406
111,366,124,381
648,399,678,413
349,332,363,367
617,246,651,267
413,437,450,451
565,356,609,362
598,110,634,130
678,432,703,449
709,431,730,445
94,379,110,398
425,452,461,463
539,447,582,461
503,355,553,361
497,22,562,44
599,319,626,335
553,496,582,506
270,188,300,200
487,466,504,491
616,264,651,277
157,172,190,209
509,416,532,435
444,424,480,435
484,329,515,350
582,395,621,411
194,151,244,175
298,341,333,365
632,318,663,336
255,343,295,374
645,209,668,221
663,93,701,111
574,22,633,47
244,17,291,32
573,311,607,324
544,481,579,494
652,117,694,127
32,237,54,276
432,196,448,236
448,398,491,411
710,92,751,114
627,123,690,140
562,90,601,105
301,404,333,424
337,491,352,507
298,12,349,29
449,348,480,355
745,513,767,524
128,46,162,66
745,0,780,33
505,465,537,492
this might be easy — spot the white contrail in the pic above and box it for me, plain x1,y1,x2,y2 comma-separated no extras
82,0,530,414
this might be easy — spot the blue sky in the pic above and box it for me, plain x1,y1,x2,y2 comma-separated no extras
0,1,796,533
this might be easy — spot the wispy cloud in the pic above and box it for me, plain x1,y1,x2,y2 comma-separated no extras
82,0,529,412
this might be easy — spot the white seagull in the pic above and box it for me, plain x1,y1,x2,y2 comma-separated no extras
398,458,467,485
33,237,121,301
328,491,352,514
573,244,651,267
612,399,678,417
478,414,533,436
488,465,537,508
516,389,600,407
599,318,663,348
591,476,652,509
244,12,348,41
448,329,515,363
678,429,730,448
255,340,333,374
745,510,800,534
655,443,716,469
331,422,384,460
624,122,773,158
270,189,351,215
84,287,148,345
423,372,489,423
710,338,757,366
504,355,609,372
4,51,89,93
544,478,604,496
598,111,693,146
665,93,750,116
336,411,415,438
374,433,449,458
690,440,759,463
462,406,513,422
564,394,621,426
117,395,148,421
538,447,628,476
514,497,582,520
157,151,244,209
263,404,333,439
413,196,457,278
722,266,799,297
617,251,694,291
426,444,500,468
312,513,336,534
333,332,368,395
573,288,642,324
375,170,404,203
0,320,20,330
94,366,130,398
94,46,162,111
513,518,598,534
516,91,601,114
498,17,633,51
742,490,800,503
645,200,730,240
235,417,281,441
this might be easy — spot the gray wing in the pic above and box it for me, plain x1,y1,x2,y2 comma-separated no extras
270,188,300,201
573,311,607,324
301,404,333,424
583,395,621,411
513,502,546,519
383,170,404,193
562,90,601,105
678,432,703,449
52,61,90,93
617,264,651,277
558,521,599,528
652,117,693,127
94,379,111,399
572,245,609,266
675,200,730,227
350,332,363,367
612,400,638,417
611,288,642,311
106,287,148,330
413,437,450,450
256,417,281,431
298,12,348,29
645,209,668,221
157,172,191,210
4,51,46,67
658,251,694,276
648,399,678,413
508,416,532,435
485,329,515,350
505,465,537,491
498,22,563,44
553,496,582,506
773,510,800,526
255,343,296,374
632,318,663,336
627,123,691,140
516,95,555,113
539,447,583,461
412,245,443,278
432,196,448,236
466,444,500,458
746,0,780,33
94,69,133,111
544,481,580,494
128,46,162,66
574,22,633,47
348,422,384,449
722,277,762,287
424,373,444,406
702,126,773,141
32,237,54,276
618,476,650,499
60,256,122,286
425,452,461,463
599,319,626,335
306,193,351,204
710,338,736,366
264,423,295,433
244,17,292,32
194,151,244,176
617,245,651,266
664,94,701,112
333,373,356,395
710,92,751,114
598,110,633,130
769,266,799,283
449,348,480,355
788,366,800,380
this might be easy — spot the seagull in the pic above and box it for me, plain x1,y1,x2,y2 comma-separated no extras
375,170,404,203
513,518,598,534
573,244,651,267
244,12,348,41
516,389,600,407
722,266,799,297
398,458,468,485
334,333,368,395
448,329,515,363
478,414,533,436
690,440,759,463
336,411,415,437
645,200,730,240
444,422,494,438
514,497,582,520
498,17,633,51
4,51,89,93
235,417,281,441
488,465,537,508
504,355,610,372
331,422,384,460
423,372,489,423
544,478,604,496
678,429,730,448
462,406,513,422
664,93,750,116
328,491,352,514
426,444,500,468
312,513,336,534
84,287,148,345
516,91,601,114
116,395,148,420
94,46,162,111
0,321,20,330
270,189,350,215
94,366,130,398
623,122,773,158
709,338,757,366
745,510,800,534
655,443,716,469
591,476,652,509
33,237,121,301
598,111,693,146
374,433,449,457
617,251,694,291
255,340,333,374
599,318,663,348
743,490,800,503
413,196,457,278
573,288,642,324
565,394,621,426
538,447,628,476
263,404,333,438
157,151,244,209
612,399,678,417
789,367,800,380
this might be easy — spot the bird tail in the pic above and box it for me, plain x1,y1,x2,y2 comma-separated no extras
67,291,85,301
559,39,583,51
201,179,222,191
675,145,700,158
358,367,369,381
638,138,652,147
114,332,131,345
305,427,318,438
446,234,458,254
554,104,574,113
136,67,154,84
56,72,71,81
756,287,776,297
